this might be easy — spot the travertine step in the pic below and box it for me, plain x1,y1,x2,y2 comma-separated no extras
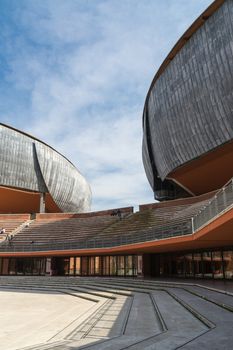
1,277,233,350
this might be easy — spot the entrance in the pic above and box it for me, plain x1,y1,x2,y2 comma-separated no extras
51,257,69,276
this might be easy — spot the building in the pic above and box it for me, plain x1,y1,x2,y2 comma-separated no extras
0,0,233,280
142,0,233,201
0,123,91,213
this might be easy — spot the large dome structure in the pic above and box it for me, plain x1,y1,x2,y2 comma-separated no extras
142,0,233,200
0,123,91,213
0,0,233,288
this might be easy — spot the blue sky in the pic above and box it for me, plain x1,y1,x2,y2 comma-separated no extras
0,0,212,211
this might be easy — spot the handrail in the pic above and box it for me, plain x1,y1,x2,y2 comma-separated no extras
192,179,233,232
1,179,232,253
0,221,192,252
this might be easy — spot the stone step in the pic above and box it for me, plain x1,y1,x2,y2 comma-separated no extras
124,293,162,337
2,277,233,350
77,290,209,350
165,287,233,349
184,285,233,311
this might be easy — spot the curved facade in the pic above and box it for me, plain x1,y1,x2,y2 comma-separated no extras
0,123,91,213
1,0,233,285
143,0,233,200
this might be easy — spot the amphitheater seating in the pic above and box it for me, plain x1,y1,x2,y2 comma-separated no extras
0,192,217,250
5,215,121,247
0,214,30,242
91,192,215,244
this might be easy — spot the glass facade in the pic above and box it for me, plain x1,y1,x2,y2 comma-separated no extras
212,251,224,279
223,251,233,280
0,255,137,276
157,248,233,279
95,257,100,275
70,257,75,275
110,256,117,276
193,252,201,278
117,256,125,276
55,255,137,277
185,253,193,277
0,250,233,279
75,257,81,275
202,252,212,279
125,255,137,276
103,256,110,276
0,258,45,275
81,257,88,276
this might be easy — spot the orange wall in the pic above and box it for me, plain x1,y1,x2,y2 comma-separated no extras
1,207,233,258
35,206,133,220
0,187,61,213
169,141,233,195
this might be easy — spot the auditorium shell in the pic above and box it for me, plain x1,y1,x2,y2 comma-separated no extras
142,0,233,201
0,123,91,213
1,0,233,285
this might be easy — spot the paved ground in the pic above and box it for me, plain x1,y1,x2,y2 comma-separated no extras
0,277,233,349
0,288,95,350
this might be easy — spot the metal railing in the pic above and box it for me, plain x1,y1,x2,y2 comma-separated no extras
1,179,233,253
192,179,233,232
0,221,192,252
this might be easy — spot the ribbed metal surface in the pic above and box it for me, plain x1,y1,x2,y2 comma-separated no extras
143,0,233,193
35,142,91,213
0,126,47,192
0,124,91,212
142,118,154,191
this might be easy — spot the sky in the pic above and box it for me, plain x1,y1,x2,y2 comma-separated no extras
0,0,212,212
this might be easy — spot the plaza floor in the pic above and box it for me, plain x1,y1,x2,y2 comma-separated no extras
0,276,233,350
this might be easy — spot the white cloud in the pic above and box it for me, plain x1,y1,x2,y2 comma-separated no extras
0,0,212,211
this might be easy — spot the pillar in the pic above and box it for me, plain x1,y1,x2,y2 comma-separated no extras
39,192,46,213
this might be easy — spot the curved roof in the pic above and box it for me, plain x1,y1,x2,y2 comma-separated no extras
142,0,233,200
0,123,75,167
143,0,224,119
0,123,91,213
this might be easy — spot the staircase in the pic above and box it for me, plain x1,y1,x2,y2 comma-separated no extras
0,277,233,349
